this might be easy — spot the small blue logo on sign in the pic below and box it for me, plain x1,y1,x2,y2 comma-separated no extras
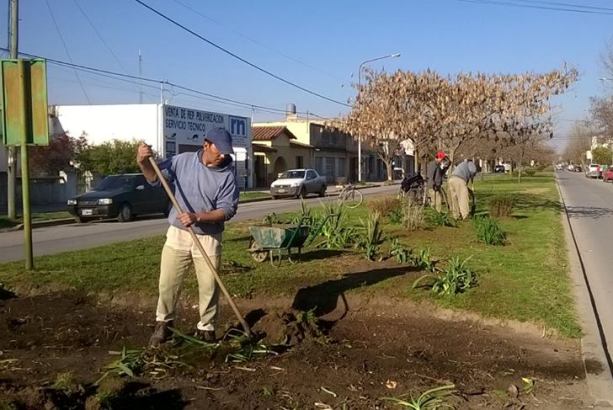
229,116,247,137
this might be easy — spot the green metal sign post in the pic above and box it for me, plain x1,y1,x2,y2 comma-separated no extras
1,58,49,270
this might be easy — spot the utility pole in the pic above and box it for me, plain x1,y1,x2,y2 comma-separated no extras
6,0,18,220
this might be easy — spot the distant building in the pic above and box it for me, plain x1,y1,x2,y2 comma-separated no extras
251,126,314,188
49,104,252,189
253,106,412,184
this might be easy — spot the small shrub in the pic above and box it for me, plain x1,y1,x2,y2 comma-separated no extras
412,248,436,272
474,216,506,245
390,238,411,264
357,212,385,261
388,207,403,225
290,199,312,224
367,196,401,217
315,203,355,249
524,168,536,177
381,384,456,409
262,212,281,225
52,372,79,392
403,201,426,231
413,256,477,296
488,195,514,218
428,210,457,227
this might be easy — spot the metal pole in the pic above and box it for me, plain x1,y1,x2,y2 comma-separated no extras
6,0,18,220
356,53,400,183
18,60,33,269
357,66,362,183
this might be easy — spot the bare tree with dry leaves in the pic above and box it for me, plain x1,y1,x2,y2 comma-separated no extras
334,66,577,181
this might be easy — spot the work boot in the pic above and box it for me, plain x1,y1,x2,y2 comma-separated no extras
194,329,217,343
149,321,173,347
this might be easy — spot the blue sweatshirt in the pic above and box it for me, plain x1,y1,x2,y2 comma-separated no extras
452,160,478,183
155,150,239,235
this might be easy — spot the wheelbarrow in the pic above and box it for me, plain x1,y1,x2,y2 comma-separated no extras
248,218,310,267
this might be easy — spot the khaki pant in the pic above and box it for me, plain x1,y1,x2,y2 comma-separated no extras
448,176,471,220
428,188,443,213
156,226,222,331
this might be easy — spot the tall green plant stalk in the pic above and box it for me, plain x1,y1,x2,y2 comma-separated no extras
358,212,385,260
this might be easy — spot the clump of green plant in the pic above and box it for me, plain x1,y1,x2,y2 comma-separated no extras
524,168,536,177
428,210,457,227
367,196,401,217
381,384,456,409
52,372,82,394
412,248,436,272
290,199,312,224
95,347,145,385
316,202,354,249
225,329,278,363
262,212,282,225
489,195,514,218
390,238,412,264
474,215,506,245
413,256,477,296
388,207,403,225
403,201,426,231
357,212,385,261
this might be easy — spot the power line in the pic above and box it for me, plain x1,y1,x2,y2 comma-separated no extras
71,0,129,73
0,47,327,119
170,0,343,82
44,0,92,103
454,0,613,15
133,0,350,107
512,0,613,13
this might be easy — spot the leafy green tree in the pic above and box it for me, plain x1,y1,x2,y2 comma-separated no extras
77,139,143,176
591,146,613,165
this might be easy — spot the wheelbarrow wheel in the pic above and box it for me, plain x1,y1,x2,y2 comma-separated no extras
249,239,268,263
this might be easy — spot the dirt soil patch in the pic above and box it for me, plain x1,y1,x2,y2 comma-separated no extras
0,290,591,409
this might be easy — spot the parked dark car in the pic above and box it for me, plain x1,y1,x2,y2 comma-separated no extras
67,173,169,223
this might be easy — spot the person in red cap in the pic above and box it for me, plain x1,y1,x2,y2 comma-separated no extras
426,151,450,212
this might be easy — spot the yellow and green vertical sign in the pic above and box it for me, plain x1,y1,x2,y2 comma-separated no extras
0,58,49,146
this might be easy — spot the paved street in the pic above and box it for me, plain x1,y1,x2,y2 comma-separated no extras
0,184,398,262
558,171,613,366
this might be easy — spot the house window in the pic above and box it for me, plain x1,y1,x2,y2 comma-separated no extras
321,133,330,146
315,157,324,176
325,157,335,178
296,156,304,168
337,157,346,177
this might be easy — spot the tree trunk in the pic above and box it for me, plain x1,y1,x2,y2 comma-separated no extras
385,159,393,181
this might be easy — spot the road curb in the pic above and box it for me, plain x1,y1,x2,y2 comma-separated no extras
556,178,613,406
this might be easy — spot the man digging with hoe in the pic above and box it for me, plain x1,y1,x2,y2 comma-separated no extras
137,128,240,347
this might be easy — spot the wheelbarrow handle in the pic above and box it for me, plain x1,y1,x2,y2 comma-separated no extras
148,157,252,338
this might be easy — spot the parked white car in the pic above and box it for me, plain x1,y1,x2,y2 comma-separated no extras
270,169,327,199
586,164,602,178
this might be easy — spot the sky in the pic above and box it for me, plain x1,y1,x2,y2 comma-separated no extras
2,0,613,151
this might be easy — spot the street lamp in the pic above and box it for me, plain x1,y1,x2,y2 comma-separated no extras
357,53,401,182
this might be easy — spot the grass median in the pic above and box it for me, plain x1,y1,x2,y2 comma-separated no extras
0,174,580,337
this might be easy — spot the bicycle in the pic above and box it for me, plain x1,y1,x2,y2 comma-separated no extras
337,183,363,208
